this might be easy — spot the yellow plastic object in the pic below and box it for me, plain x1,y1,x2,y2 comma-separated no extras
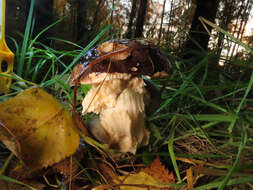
0,0,14,93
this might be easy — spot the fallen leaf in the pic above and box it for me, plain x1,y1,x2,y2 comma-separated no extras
141,157,175,184
111,157,175,190
52,156,79,178
115,172,171,190
0,88,80,169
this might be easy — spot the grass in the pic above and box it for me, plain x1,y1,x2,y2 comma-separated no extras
0,1,253,190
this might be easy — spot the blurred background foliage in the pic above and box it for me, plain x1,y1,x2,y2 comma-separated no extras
5,0,252,55
4,0,253,104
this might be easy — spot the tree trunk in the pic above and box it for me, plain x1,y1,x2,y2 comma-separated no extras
76,0,88,41
184,0,219,57
53,0,78,49
234,1,252,56
135,0,148,38
183,0,220,88
216,0,235,63
165,0,174,41
126,0,137,39
225,0,244,60
158,0,166,44
167,0,174,34
230,0,251,58
6,0,26,50
91,0,104,30
110,0,115,36
26,0,54,45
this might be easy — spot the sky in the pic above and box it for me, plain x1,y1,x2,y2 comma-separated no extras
245,10,253,36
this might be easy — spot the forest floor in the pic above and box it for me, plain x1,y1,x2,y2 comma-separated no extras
1,42,253,190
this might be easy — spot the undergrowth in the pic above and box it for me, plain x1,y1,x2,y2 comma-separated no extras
0,0,253,189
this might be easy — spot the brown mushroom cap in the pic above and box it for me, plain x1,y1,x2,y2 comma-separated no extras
69,39,170,85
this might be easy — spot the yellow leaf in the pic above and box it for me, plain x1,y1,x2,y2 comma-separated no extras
0,88,80,169
115,172,167,190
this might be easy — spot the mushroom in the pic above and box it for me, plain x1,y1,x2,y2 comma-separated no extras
70,39,170,154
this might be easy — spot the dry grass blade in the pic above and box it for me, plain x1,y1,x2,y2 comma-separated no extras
186,167,193,190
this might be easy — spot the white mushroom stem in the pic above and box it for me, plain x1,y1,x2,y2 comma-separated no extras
82,76,150,154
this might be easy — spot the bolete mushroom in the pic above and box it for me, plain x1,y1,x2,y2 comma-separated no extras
70,39,170,154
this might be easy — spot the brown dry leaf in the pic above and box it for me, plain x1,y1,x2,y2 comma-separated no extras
0,88,80,169
51,156,79,178
142,157,175,184
110,157,175,190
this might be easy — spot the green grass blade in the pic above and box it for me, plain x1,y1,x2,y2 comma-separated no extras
187,93,228,113
194,176,253,190
200,62,208,87
149,113,237,122
190,81,206,100
229,73,253,133
174,121,221,141
168,117,182,182
0,174,36,190
8,36,20,60
155,55,210,113
199,17,253,54
55,79,71,92
29,17,66,49
31,59,47,82
41,24,112,87
176,153,231,160
218,121,248,190
48,37,83,49
17,0,34,76
0,73,38,87
24,48,34,79
236,73,253,114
